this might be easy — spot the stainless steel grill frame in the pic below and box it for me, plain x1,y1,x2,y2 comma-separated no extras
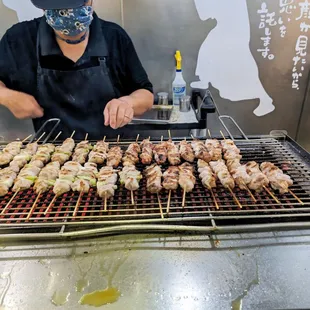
1,129,310,240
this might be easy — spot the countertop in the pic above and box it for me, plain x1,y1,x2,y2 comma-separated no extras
1,230,310,310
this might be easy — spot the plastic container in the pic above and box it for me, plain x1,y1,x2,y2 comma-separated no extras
172,50,186,106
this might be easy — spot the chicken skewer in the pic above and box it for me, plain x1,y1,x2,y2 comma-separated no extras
72,162,98,216
191,135,212,162
119,165,142,206
205,139,222,161
260,162,295,196
88,137,109,165
162,166,179,214
72,134,92,165
0,134,34,166
179,162,196,207
45,161,82,215
144,163,164,218
197,159,219,209
140,137,153,165
98,166,119,211
153,136,167,165
122,135,141,166
0,134,46,200
51,137,76,165
166,130,181,166
179,139,195,163
107,135,123,168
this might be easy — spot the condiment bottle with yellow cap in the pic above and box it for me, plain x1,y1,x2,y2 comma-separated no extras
172,50,186,106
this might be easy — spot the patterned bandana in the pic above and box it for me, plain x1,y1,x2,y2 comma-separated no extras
45,5,94,40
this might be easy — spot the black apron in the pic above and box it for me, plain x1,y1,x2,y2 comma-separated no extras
35,20,123,140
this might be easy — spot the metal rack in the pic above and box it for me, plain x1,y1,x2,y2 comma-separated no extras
0,119,310,239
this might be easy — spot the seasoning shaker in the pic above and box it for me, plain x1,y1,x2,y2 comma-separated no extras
179,95,191,112
157,92,169,106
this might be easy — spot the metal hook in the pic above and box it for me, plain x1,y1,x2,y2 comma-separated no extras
29,118,61,144
219,115,249,140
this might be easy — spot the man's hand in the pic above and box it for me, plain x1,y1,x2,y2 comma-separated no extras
104,98,134,129
1,89,44,119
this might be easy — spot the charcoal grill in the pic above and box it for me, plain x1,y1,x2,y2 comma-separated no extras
0,117,310,240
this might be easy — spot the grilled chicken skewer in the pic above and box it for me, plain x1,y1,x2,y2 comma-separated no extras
72,139,92,165
197,160,217,189
209,160,235,189
166,140,181,166
179,140,195,163
205,139,222,161
72,162,98,194
179,162,196,207
153,138,167,165
98,166,119,199
0,141,23,166
163,166,180,213
191,138,212,162
53,161,81,196
123,142,141,166
0,168,18,197
260,162,293,194
221,139,242,161
107,146,123,168
52,138,76,165
245,161,269,193
12,143,55,192
88,140,109,165
33,162,61,194
119,165,142,192
144,164,162,194
140,138,153,165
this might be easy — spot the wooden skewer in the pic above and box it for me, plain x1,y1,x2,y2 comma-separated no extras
167,190,172,214
103,136,106,142
161,136,163,143
73,191,83,217
263,186,280,204
228,187,243,209
182,188,187,208
104,195,107,212
246,186,257,203
208,187,219,210
136,134,140,143
168,130,172,140
36,132,46,143
1,189,20,215
157,193,164,219
289,189,304,205
220,131,226,140
85,133,89,141
44,195,57,215
22,134,33,143
207,129,212,138
117,135,120,145
26,192,42,220
190,134,195,140
131,190,135,206
70,130,76,139
53,131,62,142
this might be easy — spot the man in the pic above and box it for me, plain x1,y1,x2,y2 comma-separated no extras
0,0,154,140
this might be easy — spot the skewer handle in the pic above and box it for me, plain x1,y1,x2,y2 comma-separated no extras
27,192,42,220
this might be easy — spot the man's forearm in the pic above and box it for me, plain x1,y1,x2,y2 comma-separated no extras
120,89,154,116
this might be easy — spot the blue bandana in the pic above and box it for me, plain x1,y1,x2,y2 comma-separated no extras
45,6,93,41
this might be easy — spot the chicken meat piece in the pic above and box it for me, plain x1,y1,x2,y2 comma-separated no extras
221,139,242,161
0,168,17,196
71,164,98,193
119,165,141,191
153,143,167,165
226,159,251,190
88,141,109,164
98,166,118,198
0,141,23,165
0,151,14,166
163,166,179,191
245,161,269,192
123,143,141,166
197,159,216,189
209,160,235,189
191,140,212,162
144,164,162,193
260,162,293,194
72,141,92,164
166,140,181,166
34,162,61,194
205,139,222,161
179,140,195,163
140,139,153,165
52,152,71,165
107,146,123,167
179,162,196,192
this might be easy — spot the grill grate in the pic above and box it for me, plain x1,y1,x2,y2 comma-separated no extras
0,137,310,233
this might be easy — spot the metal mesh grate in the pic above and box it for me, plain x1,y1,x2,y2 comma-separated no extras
0,137,310,231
